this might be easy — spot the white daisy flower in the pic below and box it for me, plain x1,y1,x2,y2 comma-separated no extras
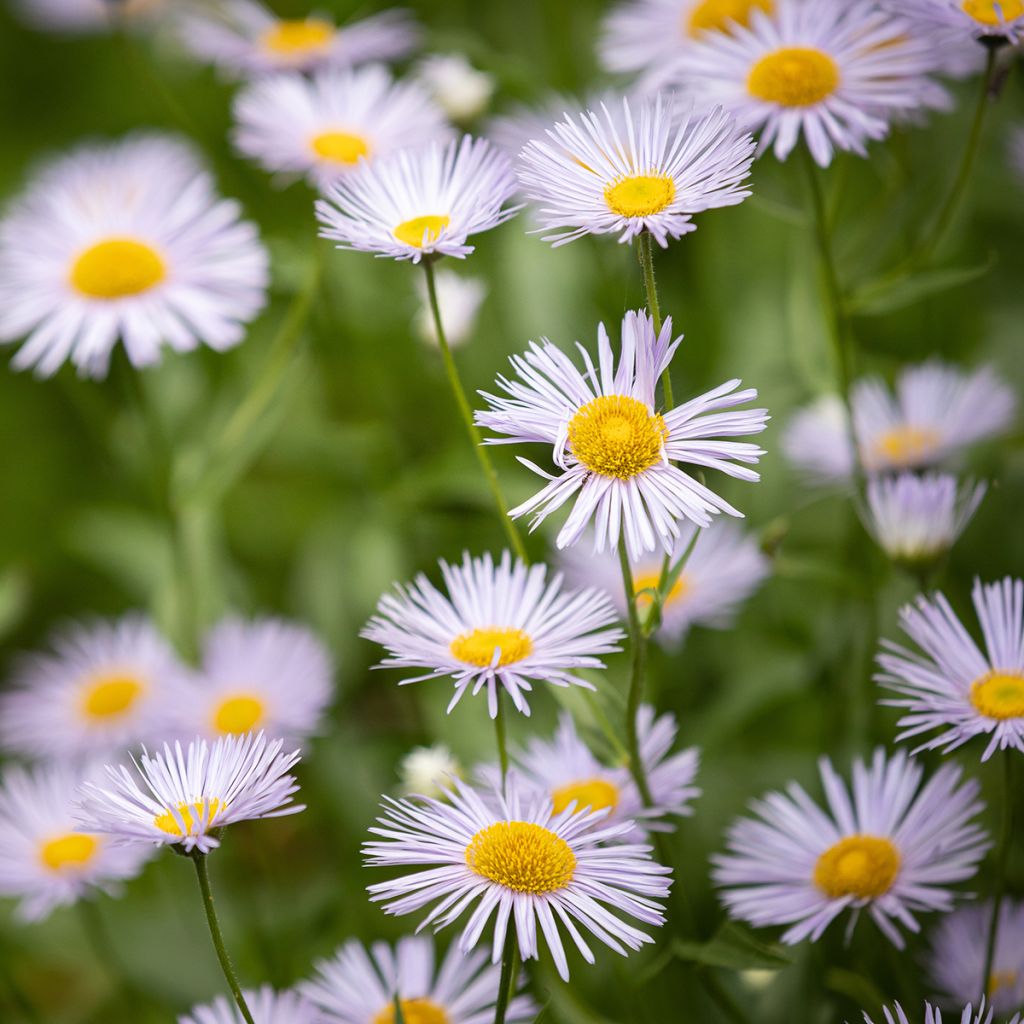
363,775,671,982
862,1003,1016,1024
666,0,948,166
300,935,535,1024
10,0,164,34
561,521,770,648
416,54,496,122
714,749,987,946
0,763,153,922
76,732,303,855
179,1,420,78
167,617,334,746
0,133,268,379
862,473,986,564
517,96,755,248
928,901,1024,1013
232,66,450,191
413,268,486,348
781,394,856,486
883,0,1024,43
400,745,464,800
877,577,1024,761
0,615,181,764
362,550,624,719
180,985,318,1024
476,310,768,562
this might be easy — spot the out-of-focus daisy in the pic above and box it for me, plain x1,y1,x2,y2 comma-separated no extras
316,135,519,263
714,749,987,946
232,66,450,191
862,473,986,565
413,268,486,348
416,54,495,122
179,2,420,78
364,775,671,981
782,394,856,486
517,97,754,248
0,764,152,922
0,615,181,763
10,0,165,34
0,134,268,378
862,1003,1015,1024
76,732,303,855
884,0,1024,43
928,901,1024,1013
300,935,535,1024
476,310,768,562
400,744,463,799
877,577,1024,761
167,618,333,746
667,0,948,166
561,521,770,647
180,985,318,1024
362,550,623,718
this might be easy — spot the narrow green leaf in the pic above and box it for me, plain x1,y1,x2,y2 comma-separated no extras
672,923,792,972
848,254,996,315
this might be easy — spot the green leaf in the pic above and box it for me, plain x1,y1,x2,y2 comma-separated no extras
847,253,996,315
672,923,792,972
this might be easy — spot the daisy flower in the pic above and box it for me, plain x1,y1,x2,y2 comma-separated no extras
862,1003,1016,1024
316,135,519,263
362,550,623,718
416,54,496,122
713,749,987,946
76,732,303,855
232,66,450,191
781,394,856,486
0,615,181,763
884,0,1024,44
928,901,1024,1013
877,577,1024,761
180,986,318,1024
167,617,334,746
0,763,153,922
300,935,535,1024
666,0,948,166
517,96,755,248
400,745,464,800
476,310,768,562
413,268,486,348
862,473,986,565
179,1,420,78
10,0,164,33
363,775,671,981
0,134,268,378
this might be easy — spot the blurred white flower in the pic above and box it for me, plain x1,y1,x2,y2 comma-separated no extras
10,0,164,34
417,53,496,121
399,744,462,799
414,268,486,348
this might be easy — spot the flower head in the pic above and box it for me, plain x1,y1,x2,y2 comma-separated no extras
417,54,496,122
10,0,164,34
882,0,1024,43
400,745,464,800
180,986,318,1024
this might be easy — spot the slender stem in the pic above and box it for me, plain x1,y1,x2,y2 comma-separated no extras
980,751,1015,1004
191,853,256,1024
492,924,518,1024
422,259,529,563
494,688,509,783
636,233,673,410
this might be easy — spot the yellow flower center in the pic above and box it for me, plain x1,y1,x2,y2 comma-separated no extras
39,833,100,873
311,131,371,165
604,174,676,218
449,627,533,668
373,999,451,1024
568,394,668,479
70,238,166,300
748,47,841,107
687,0,774,36
970,672,1024,720
154,798,223,837
633,570,690,610
989,970,1019,996
465,821,577,894
261,18,336,57
211,694,266,735
393,215,451,248
871,425,941,468
551,778,620,816
813,835,901,900
80,673,145,721
962,0,1024,25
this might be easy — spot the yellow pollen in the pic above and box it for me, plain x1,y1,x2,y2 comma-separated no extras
633,570,689,610
373,998,451,1024
154,798,223,837
70,238,166,300
871,425,941,468
814,835,901,900
311,131,371,165
261,18,336,57
604,174,675,218
747,47,841,107
970,672,1024,720
465,821,577,894
39,833,100,873
551,778,620,816
687,0,774,36
394,215,451,248
449,627,533,668
211,694,266,735
962,0,1024,25
80,674,145,721
568,394,667,479
989,970,1019,996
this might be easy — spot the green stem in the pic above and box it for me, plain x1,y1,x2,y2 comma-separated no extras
980,751,1015,1004
494,688,509,783
636,233,672,410
422,259,529,563
191,853,256,1024
492,924,518,1024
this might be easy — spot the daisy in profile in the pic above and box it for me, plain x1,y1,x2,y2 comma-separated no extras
862,473,986,565
561,521,770,647
928,901,1024,1013
885,0,1024,44
362,550,623,718
0,615,181,763
179,2,420,78
476,310,768,561
233,66,450,190
666,0,948,165
0,764,153,922
877,577,1024,761
413,268,486,348
400,744,463,799
862,1003,1016,1024
167,618,334,746
364,775,671,981
301,935,535,1024
180,986,318,1024
10,0,165,33
714,749,987,946
76,732,303,854
0,134,268,378
316,135,519,263
517,97,755,248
